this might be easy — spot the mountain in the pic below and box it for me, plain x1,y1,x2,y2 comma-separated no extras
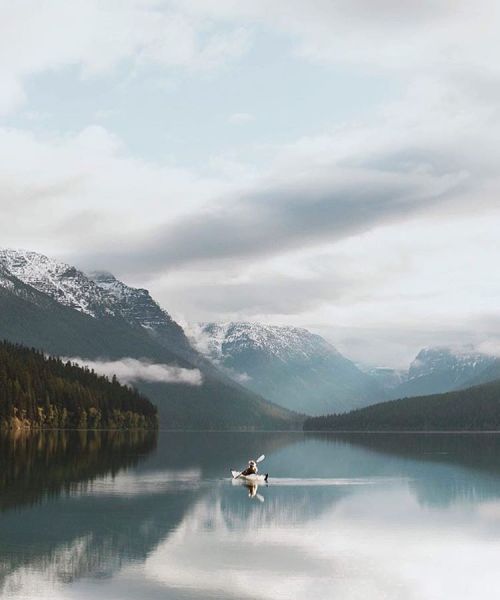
88,270,196,359
367,367,406,391
303,379,500,432
460,358,500,388
0,340,158,429
193,322,386,415
0,250,192,353
0,250,299,430
388,347,496,399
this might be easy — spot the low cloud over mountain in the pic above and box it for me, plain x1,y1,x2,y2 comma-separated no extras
64,357,203,386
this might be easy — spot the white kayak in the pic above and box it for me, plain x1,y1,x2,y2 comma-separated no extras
231,470,268,483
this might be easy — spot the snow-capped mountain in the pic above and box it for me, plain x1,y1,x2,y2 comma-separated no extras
87,270,193,358
0,249,298,429
0,249,191,356
198,322,344,364
389,347,496,398
194,322,386,415
88,271,173,329
0,249,114,318
408,347,493,383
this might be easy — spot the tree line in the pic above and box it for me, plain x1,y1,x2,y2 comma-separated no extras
0,340,158,430
304,379,500,431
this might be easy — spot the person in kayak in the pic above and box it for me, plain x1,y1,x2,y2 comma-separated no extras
240,459,258,477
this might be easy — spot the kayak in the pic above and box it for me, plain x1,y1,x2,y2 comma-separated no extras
231,470,268,483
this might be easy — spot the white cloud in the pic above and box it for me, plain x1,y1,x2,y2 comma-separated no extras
0,0,252,114
0,124,234,259
179,0,500,73
64,357,203,386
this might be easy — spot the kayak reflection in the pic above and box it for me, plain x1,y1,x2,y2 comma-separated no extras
231,477,267,502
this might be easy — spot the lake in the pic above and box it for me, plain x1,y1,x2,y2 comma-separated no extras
1,430,500,599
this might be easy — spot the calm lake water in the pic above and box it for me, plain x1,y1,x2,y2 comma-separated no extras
1,430,500,599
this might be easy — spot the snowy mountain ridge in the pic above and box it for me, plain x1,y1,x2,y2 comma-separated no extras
378,345,498,399
196,321,341,364
0,249,177,334
0,249,115,318
195,321,386,415
0,248,214,370
407,347,495,382
0,249,299,429
88,270,177,331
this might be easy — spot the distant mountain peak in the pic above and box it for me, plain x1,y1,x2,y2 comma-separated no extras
199,321,340,363
195,320,384,415
382,344,498,399
409,346,493,381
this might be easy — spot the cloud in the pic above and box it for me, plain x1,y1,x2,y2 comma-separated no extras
84,151,468,275
473,340,500,359
73,69,499,278
64,357,203,386
180,0,500,72
184,322,252,383
0,124,232,256
0,1,252,114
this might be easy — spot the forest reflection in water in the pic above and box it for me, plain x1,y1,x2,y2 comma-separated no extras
0,429,158,511
2,431,500,599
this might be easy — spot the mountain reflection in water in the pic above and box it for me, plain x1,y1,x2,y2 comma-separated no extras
1,431,500,599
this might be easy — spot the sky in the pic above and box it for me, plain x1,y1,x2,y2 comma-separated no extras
1,0,500,368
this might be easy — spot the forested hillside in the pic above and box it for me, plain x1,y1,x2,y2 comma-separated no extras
303,379,500,431
0,341,157,429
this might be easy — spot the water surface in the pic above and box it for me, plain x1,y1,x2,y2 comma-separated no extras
1,430,500,599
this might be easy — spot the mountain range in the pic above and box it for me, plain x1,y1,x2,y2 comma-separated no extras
192,324,500,416
194,322,386,415
2,248,500,427
381,347,498,399
0,249,297,430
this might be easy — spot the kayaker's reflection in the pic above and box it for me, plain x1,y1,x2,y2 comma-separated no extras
244,481,265,503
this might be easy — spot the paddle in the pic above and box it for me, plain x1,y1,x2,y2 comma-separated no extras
234,454,265,479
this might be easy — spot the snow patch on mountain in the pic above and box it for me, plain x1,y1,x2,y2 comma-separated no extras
0,250,179,336
195,321,341,364
407,347,495,382
88,271,176,331
0,249,114,317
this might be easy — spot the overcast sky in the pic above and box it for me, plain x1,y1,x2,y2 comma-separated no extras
1,1,500,368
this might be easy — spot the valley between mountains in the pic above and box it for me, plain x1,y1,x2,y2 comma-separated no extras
1,249,500,429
